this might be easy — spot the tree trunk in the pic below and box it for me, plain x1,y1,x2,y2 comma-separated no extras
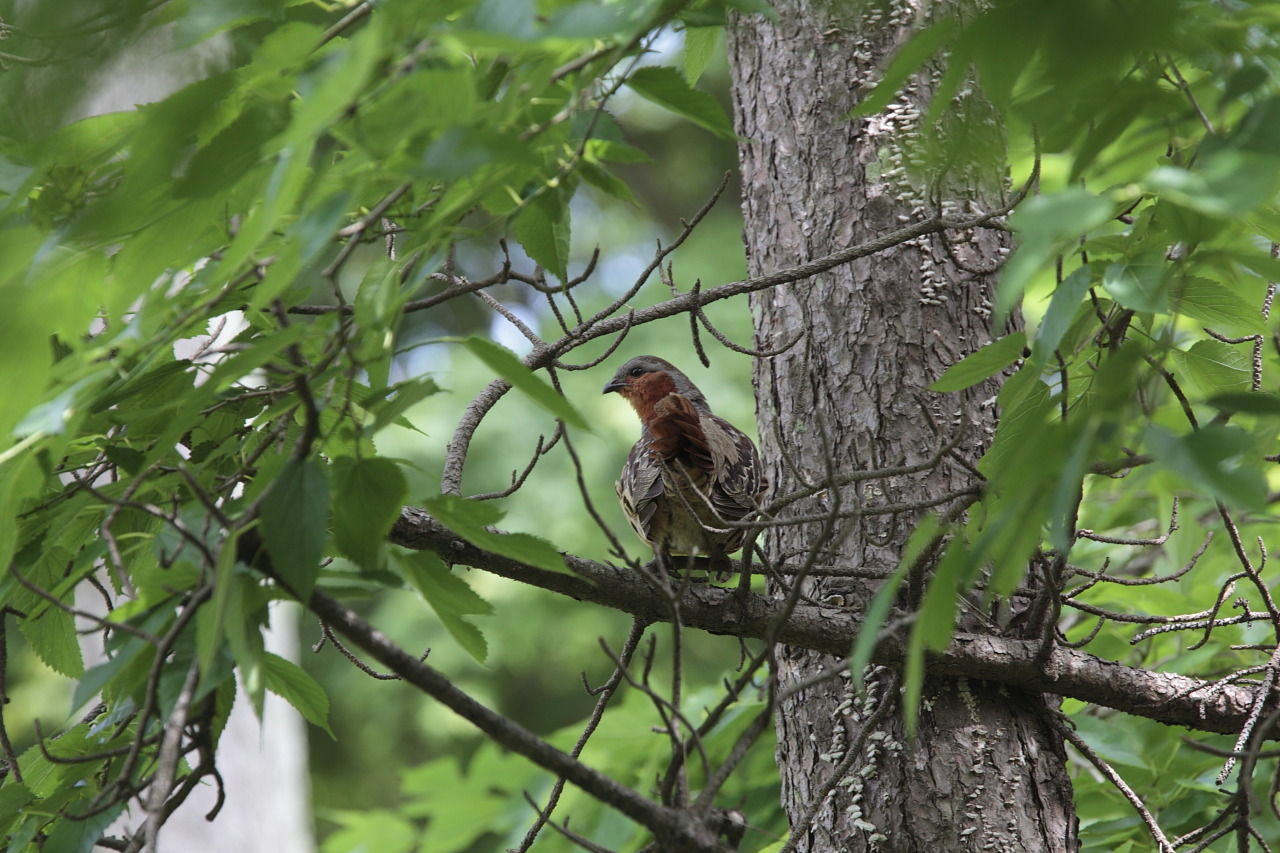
727,2,1079,850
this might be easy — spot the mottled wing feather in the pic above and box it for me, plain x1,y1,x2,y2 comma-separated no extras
703,415,765,526
616,439,664,543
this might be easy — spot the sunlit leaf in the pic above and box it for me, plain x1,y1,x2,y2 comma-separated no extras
683,26,720,85
18,609,83,678
1170,277,1268,334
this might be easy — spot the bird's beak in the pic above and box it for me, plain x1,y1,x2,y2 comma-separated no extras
602,376,626,395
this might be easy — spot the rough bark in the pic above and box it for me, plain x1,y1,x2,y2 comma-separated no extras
728,2,1079,850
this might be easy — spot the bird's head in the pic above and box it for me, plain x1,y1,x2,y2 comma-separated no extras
603,355,711,419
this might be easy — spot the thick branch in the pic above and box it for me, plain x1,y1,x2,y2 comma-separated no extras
391,507,1265,736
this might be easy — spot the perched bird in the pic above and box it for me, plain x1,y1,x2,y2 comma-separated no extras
603,355,766,576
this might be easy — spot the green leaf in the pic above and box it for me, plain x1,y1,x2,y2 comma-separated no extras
198,536,240,686
929,332,1025,392
42,799,125,853
224,569,267,717
1033,266,1094,368
0,783,34,838
1145,150,1280,217
321,809,418,853
1206,392,1280,415
1170,277,1268,334
420,127,534,180
1167,340,1252,400
330,457,407,571
584,139,652,165
423,494,570,574
394,550,493,664
851,18,956,116
683,27,720,85
515,191,570,285
262,652,334,738
626,66,736,139
999,190,1115,316
364,377,441,435
578,160,637,203
1147,425,1266,511
458,336,591,431
18,609,83,678
260,457,330,600
918,542,966,651
1101,253,1168,313
850,516,938,694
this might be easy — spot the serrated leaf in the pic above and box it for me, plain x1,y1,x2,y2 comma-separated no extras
330,456,407,571
458,336,590,431
1102,253,1169,313
262,652,334,738
260,457,329,600
515,191,570,285
626,66,736,139
930,332,1025,392
1148,425,1266,511
423,494,570,574
1168,340,1252,400
0,782,34,835
394,550,492,664
18,609,83,678
1170,277,1268,334
683,27,720,85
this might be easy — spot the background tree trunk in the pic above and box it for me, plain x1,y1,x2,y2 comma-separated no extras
728,2,1079,850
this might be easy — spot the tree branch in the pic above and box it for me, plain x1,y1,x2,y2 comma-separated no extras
390,507,1265,736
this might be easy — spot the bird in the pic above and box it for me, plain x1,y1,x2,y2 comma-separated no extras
602,355,766,578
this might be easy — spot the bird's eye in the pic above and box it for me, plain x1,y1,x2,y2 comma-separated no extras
628,367,644,377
